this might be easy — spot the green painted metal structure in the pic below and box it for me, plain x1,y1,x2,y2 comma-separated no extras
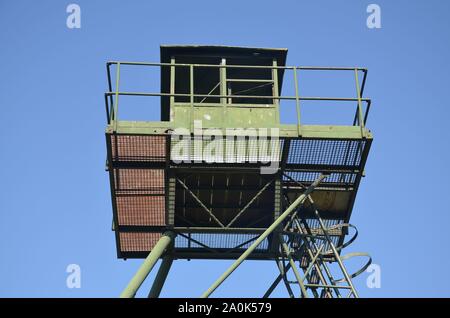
104,45,373,298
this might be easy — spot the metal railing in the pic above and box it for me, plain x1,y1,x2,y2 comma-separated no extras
105,61,371,134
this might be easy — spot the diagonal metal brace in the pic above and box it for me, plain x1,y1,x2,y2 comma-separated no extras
263,262,292,298
279,235,309,298
200,174,327,298
306,195,359,297
177,178,225,228
226,179,274,228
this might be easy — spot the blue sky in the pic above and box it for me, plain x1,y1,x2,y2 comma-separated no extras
1,0,450,297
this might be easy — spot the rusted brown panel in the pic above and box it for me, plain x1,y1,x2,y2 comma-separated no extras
119,232,162,252
113,168,166,226
110,135,166,162
116,195,166,226
114,169,165,193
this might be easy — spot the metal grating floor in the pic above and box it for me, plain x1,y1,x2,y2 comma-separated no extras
175,233,269,251
110,134,166,162
113,168,166,226
287,139,365,167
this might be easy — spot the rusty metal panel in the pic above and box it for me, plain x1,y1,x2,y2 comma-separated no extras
116,196,165,226
110,135,166,162
115,168,165,191
119,232,162,252
114,168,166,226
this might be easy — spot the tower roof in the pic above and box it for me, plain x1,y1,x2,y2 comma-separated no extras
160,45,288,65
160,45,288,121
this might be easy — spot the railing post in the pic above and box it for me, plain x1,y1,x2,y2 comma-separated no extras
293,67,301,136
170,57,175,121
114,62,121,131
354,68,365,138
190,64,194,130
220,58,227,128
272,60,280,124
106,63,114,124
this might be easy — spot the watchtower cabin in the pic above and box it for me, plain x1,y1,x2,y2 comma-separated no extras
104,45,372,264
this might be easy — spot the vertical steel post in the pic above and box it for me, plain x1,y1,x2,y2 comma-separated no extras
263,262,292,298
120,231,175,298
220,58,227,127
113,62,120,131
170,57,175,121
190,64,194,130
301,245,323,282
293,67,301,136
276,260,295,298
200,174,327,298
354,68,365,138
272,60,280,123
280,238,308,298
148,255,174,298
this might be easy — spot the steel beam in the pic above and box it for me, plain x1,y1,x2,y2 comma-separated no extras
280,237,308,298
308,197,359,297
177,178,225,227
226,179,274,227
200,174,327,298
263,262,292,298
276,260,295,298
120,231,175,298
282,186,342,298
296,218,343,298
148,255,174,298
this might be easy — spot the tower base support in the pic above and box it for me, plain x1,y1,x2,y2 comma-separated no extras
148,255,174,298
120,231,175,298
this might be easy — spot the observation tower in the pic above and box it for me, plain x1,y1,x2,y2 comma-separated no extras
104,45,373,298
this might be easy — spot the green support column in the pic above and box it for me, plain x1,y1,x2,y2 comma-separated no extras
280,238,308,298
148,255,174,298
120,231,175,298
200,174,327,298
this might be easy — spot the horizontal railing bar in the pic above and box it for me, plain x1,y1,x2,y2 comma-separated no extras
107,61,367,71
105,91,370,102
174,227,265,234
304,284,352,289
226,79,274,83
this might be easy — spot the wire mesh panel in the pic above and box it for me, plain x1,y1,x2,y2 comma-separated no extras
119,232,162,252
110,134,166,162
287,139,365,167
116,196,165,226
114,168,166,226
170,135,282,164
175,232,269,252
283,171,357,187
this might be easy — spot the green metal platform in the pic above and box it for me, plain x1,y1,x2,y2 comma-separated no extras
104,46,372,261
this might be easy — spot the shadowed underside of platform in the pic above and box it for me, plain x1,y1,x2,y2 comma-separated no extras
106,130,371,259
